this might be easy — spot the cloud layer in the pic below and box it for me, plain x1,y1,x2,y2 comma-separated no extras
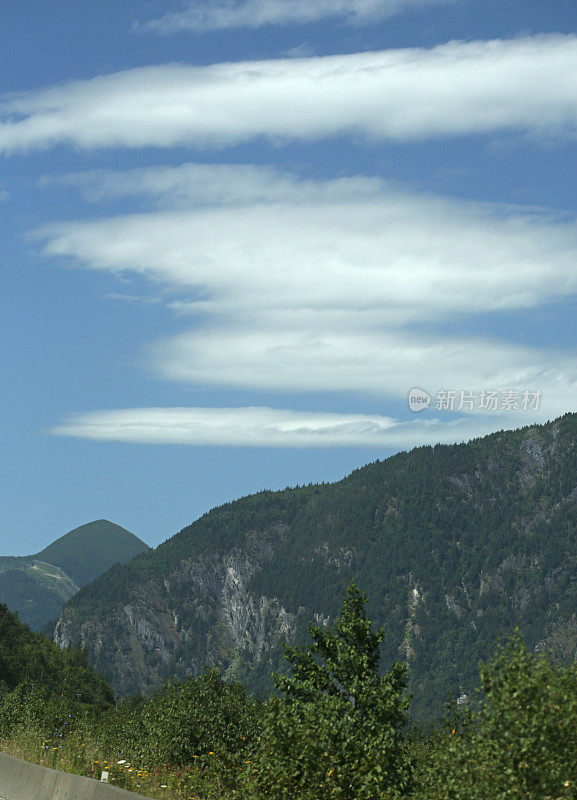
138,0,457,34
3,36,577,153
151,328,576,412
38,163,577,430
51,405,522,448
39,164,577,325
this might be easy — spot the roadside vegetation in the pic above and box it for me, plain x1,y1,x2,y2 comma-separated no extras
2,585,577,800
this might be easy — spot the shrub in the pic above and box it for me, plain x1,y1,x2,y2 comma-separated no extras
418,635,577,800
135,668,260,781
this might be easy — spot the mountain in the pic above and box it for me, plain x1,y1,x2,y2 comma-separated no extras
36,519,150,587
0,602,113,706
54,413,577,720
0,520,149,631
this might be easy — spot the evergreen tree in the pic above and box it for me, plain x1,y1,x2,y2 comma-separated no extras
248,581,412,799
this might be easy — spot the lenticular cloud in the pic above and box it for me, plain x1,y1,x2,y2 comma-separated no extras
51,405,511,448
2,36,577,153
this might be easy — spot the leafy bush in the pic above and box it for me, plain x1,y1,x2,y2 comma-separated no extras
132,668,260,789
417,635,577,799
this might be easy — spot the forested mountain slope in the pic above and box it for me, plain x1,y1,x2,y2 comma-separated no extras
0,520,149,630
54,413,577,720
36,519,149,587
0,603,112,706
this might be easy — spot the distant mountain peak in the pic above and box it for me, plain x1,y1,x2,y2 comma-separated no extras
36,519,149,587
0,520,149,631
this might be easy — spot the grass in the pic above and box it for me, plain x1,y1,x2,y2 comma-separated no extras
0,730,249,800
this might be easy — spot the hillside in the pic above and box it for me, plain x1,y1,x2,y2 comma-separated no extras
0,520,149,630
0,603,112,706
54,413,577,720
36,519,150,587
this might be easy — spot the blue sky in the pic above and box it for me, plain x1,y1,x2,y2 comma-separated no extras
2,0,577,554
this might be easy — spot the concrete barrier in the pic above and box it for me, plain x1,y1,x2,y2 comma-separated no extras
0,752,154,800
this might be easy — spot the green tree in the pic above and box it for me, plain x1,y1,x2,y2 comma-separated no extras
248,580,412,799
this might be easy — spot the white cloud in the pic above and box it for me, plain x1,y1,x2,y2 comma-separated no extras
137,0,457,34
3,36,577,153
151,327,577,415
36,166,577,325
36,163,577,423
51,405,529,449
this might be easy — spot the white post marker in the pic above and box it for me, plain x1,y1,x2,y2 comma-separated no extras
100,771,109,783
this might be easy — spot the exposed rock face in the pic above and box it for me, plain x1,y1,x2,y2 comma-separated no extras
400,580,424,661
54,524,297,696
445,594,464,619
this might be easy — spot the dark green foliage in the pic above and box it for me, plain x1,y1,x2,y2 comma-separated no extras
415,636,577,799
0,603,113,741
132,669,260,772
0,683,93,746
249,582,411,799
